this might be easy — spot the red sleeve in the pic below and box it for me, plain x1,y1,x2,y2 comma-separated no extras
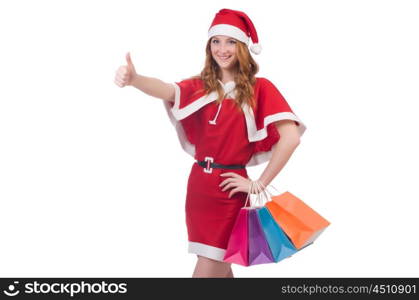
162,77,207,158
167,78,206,120
252,78,306,154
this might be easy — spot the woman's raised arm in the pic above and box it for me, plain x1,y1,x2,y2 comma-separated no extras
114,52,175,103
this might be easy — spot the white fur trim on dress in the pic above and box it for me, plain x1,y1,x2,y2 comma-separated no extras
162,81,236,159
163,81,307,167
169,83,218,121
242,103,307,166
188,241,227,262
208,24,249,45
163,99,196,158
242,105,306,142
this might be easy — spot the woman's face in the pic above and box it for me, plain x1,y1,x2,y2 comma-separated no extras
210,35,238,71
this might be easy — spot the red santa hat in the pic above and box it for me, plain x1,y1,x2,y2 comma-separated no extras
208,8,262,55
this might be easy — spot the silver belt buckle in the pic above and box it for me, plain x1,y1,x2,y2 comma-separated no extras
204,156,214,173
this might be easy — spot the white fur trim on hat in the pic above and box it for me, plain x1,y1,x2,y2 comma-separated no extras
250,43,262,55
208,24,249,45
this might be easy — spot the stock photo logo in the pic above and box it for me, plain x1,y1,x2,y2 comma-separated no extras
3,281,20,297
1,280,128,297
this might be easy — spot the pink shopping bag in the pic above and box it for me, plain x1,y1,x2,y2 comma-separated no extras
223,208,249,266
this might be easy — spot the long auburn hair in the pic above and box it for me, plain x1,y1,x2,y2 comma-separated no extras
189,37,259,112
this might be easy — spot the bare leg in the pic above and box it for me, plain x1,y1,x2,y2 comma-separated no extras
226,266,234,278
192,255,232,278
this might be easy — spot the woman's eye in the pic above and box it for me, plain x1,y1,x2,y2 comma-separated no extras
212,39,235,44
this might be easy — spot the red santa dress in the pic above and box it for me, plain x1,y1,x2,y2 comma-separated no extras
162,77,306,262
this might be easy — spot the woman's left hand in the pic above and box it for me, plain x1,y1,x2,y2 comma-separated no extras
219,172,252,198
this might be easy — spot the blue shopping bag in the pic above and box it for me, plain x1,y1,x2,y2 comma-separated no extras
257,206,297,262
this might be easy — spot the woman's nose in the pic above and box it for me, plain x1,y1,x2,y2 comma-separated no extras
218,43,230,52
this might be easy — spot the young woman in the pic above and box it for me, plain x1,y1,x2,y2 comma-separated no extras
114,8,306,278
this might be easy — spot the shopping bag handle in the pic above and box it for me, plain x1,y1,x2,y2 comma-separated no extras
254,181,287,205
254,181,265,207
244,180,269,208
255,181,271,205
257,181,281,197
244,180,263,207
244,181,255,208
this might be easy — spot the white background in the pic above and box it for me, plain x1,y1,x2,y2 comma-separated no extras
1,0,418,277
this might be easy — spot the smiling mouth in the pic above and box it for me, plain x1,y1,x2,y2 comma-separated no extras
218,55,232,61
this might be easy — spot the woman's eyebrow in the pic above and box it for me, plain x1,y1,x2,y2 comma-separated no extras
212,37,235,41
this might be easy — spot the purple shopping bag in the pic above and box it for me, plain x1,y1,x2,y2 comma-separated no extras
248,208,275,265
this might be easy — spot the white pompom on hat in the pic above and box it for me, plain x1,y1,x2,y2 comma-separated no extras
208,8,262,55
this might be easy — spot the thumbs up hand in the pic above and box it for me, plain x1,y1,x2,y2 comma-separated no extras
114,52,137,87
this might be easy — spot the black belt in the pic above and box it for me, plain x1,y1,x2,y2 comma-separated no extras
196,160,246,170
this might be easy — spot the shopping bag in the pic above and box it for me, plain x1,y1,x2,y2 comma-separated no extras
223,208,249,266
248,208,275,265
257,206,298,262
265,190,330,249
